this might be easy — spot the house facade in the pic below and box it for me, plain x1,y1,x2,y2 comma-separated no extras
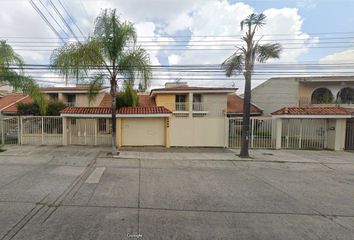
251,76,354,151
251,76,354,115
60,84,240,148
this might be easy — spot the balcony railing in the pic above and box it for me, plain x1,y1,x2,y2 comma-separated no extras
175,102,188,111
192,102,204,111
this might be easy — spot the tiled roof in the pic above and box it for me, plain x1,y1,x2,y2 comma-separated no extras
138,95,156,107
99,93,156,107
98,94,112,107
0,94,32,113
272,107,351,115
227,94,262,114
61,106,171,115
61,107,112,115
118,106,170,114
41,86,108,92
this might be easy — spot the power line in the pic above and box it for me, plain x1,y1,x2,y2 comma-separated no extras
28,0,65,43
38,0,70,39
48,0,80,42
57,0,86,38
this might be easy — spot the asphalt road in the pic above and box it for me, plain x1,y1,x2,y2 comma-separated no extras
0,145,353,240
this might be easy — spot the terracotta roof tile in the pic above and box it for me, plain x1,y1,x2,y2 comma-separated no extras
61,106,171,115
0,94,33,114
227,94,262,114
272,107,351,115
99,93,156,108
118,106,170,114
61,107,112,115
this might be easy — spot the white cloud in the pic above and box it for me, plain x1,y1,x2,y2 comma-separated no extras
168,54,181,65
319,49,354,63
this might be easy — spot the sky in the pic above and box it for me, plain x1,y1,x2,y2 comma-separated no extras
1,0,354,91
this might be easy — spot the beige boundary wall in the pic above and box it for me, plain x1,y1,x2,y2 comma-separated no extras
169,117,228,147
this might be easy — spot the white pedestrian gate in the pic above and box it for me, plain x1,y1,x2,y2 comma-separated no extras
0,117,19,145
21,116,63,145
228,117,275,149
281,119,327,149
68,118,111,145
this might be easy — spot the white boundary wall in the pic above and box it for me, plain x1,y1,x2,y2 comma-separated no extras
170,117,227,147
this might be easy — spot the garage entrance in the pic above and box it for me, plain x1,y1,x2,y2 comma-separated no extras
345,118,354,151
122,118,166,146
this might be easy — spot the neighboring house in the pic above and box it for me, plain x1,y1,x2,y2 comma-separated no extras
227,94,263,117
251,76,354,115
0,94,32,116
251,76,354,151
40,85,109,107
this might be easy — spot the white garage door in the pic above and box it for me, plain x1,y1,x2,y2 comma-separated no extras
122,118,165,146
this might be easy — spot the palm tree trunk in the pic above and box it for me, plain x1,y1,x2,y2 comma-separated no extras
240,71,251,158
111,79,118,155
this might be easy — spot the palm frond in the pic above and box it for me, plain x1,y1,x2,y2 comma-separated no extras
256,43,282,63
118,47,151,91
0,40,24,68
50,40,103,84
221,52,244,77
94,9,137,62
88,74,105,106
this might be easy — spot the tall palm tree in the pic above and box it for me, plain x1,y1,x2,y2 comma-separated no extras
0,40,46,114
222,13,282,158
51,9,151,155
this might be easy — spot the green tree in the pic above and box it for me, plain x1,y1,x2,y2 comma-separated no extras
116,82,139,109
222,13,282,158
0,40,46,114
51,9,151,155
17,100,66,116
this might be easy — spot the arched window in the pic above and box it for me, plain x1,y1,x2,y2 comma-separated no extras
337,87,354,104
311,88,334,104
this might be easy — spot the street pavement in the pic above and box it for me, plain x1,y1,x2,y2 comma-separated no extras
0,145,353,239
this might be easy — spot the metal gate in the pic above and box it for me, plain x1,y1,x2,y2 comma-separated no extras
281,119,327,149
69,118,111,145
0,117,19,145
21,116,63,145
229,117,275,149
345,118,354,151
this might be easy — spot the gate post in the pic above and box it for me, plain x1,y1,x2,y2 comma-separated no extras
41,117,44,145
1,118,4,145
275,118,282,149
62,117,68,145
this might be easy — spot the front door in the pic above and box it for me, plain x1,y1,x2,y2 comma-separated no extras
345,118,354,151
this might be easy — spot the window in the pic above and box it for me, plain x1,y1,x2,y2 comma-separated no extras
193,94,202,103
311,88,334,104
67,95,76,106
193,94,203,111
175,95,186,111
337,87,354,104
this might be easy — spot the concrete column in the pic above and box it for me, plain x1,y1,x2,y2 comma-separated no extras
188,92,193,118
334,119,347,151
165,117,170,148
275,118,282,149
62,117,68,145
117,118,122,147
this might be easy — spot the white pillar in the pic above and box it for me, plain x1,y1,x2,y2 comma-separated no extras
275,118,282,149
188,92,193,118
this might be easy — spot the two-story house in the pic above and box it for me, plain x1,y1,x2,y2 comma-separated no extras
41,85,109,107
60,83,246,147
251,76,354,150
